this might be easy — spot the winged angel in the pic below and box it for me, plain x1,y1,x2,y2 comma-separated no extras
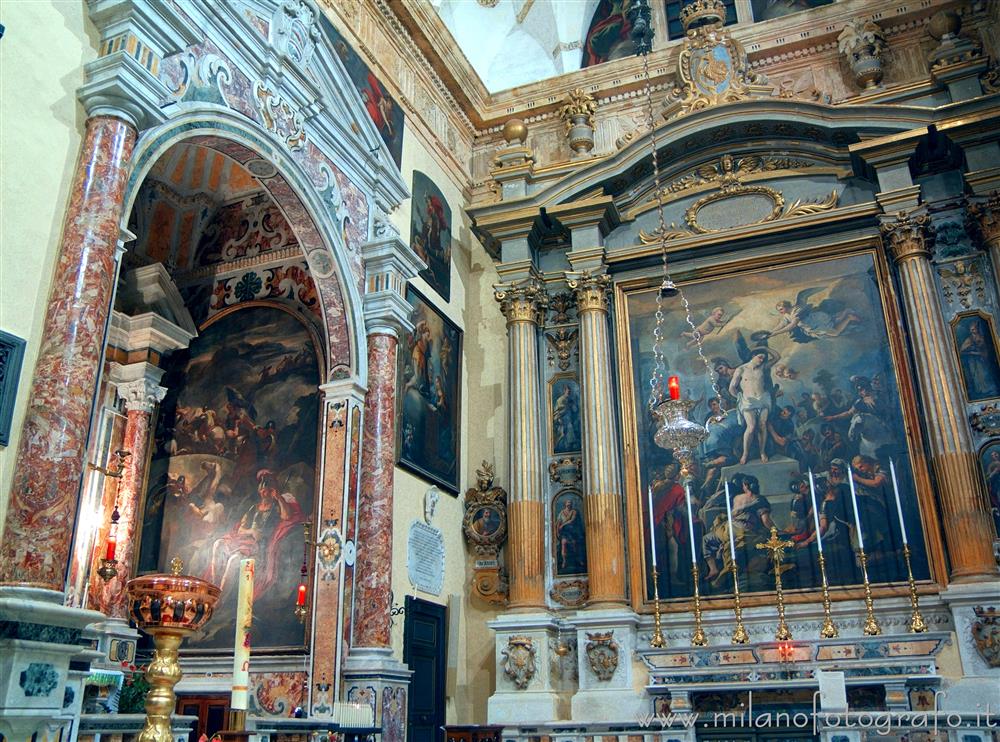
682,304,742,347
762,287,862,343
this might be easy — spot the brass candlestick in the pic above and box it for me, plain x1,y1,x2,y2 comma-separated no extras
816,552,839,639
757,527,794,641
650,567,665,648
690,562,707,647
902,544,927,633
730,561,750,644
856,548,882,636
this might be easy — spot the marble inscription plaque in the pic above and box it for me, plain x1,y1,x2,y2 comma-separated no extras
407,521,445,595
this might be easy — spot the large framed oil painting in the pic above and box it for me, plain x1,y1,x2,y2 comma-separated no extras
319,15,404,167
617,251,934,606
410,171,452,302
979,441,1000,539
398,287,462,493
952,311,1000,402
138,304,321,650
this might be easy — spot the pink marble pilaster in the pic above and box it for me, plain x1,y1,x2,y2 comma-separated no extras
90,379,165,617
0,116,137,590
353,333,398,649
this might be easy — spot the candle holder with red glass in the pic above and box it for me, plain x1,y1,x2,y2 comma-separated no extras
293,522,312,623
92,449,132,582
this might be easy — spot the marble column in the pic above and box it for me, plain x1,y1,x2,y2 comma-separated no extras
353,333,398,649
566,271,626,606
90,378,166,618
968,191,1000,282
494,279,548,609
0,115,136,590
882,212,999,580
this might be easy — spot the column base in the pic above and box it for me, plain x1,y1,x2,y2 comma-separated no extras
341,647,412,740
569,688,645,723
0,587,105,741
488,690,564,724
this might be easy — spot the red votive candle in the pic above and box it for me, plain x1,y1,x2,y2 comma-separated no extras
296,583,307,607
668,375,681,400
105,535,117,561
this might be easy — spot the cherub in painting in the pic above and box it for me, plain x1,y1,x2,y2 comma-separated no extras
682,305,740,348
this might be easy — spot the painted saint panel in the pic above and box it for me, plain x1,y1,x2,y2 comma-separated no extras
980,441,1000,539
139,305,320,649
621,252,931,602
398,288,462,493
549,376,582,455
410,171,452,302
952,312,1000,402
319,16,404,167
552,489,587,577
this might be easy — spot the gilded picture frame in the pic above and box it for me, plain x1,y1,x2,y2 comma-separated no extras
548,373,582,456
951,310,1000,403
614,242,945,613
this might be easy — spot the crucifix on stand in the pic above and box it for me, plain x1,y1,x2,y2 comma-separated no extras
757,527,795,641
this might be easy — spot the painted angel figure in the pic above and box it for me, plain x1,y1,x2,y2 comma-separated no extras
763,288,862,343
682,305,740,348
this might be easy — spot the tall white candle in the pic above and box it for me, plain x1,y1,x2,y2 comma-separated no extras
889,459,908,545
647,485,658,570
684,482,697,564
724,481,738,566
808,470,823,553
847,465,865,552
231,558,254,711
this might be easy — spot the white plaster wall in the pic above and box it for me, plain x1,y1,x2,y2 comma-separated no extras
387,124,507,723
0,1,97,540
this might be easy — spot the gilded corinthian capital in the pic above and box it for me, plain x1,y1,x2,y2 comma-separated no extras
494,279,548,324
566,271,612,314
881,211,934,263
968,192,1000,247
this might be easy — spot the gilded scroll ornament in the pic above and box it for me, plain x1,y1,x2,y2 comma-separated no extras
549,579,589,607
971,606,1000,668
494,279,548,324
548,457,582,485
881,212,934,263
547,292,576,324
501,636,537,689
545,328,578,371
660,155,812,196
462,461,509,605
585,631,619,681
971,404,1000,435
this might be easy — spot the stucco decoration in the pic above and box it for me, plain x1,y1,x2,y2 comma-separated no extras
501,636,537,689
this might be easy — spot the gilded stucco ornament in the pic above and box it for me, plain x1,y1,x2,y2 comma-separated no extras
881,212,934,263
639,155,838,244
938,260,986,310
968,192,1000,247
559,88,597,156
566,271,612,314
462,461,509,605
549,579,589,607
494,279,548,324
585,631,620,681
545,328,578,371
971,606,1000,668
970,403,1000,435
837,18,887,90
501,636,537,689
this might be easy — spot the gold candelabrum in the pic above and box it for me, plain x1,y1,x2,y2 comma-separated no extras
126,558,221,742
690,563,707,646
729,560,750,644
757,527,794,641
856,548,882,636
903,544,928,633
650,567,665,648
816,552,839,639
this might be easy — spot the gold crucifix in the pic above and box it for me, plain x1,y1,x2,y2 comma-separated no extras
756,526,794,641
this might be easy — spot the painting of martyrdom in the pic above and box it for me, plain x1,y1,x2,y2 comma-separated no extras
319,15,404,167
410,171,452,302
550,376,582,455
138,305,320,649
398,287,462,493
953,312,1000,402
624,252,931,602
582,0,633,67
553,490,587,576
979,441,1000,539
751,0,833,22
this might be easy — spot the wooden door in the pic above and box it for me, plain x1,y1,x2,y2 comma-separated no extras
403,596,447,742
177,695,230,742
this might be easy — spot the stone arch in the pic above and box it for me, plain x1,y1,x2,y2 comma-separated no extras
123,107,366,384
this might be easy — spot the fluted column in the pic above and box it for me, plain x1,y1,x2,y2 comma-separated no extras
494,279,548,609
0,116,136,590
968,191,1000,281
882,213,999,580
90,377,166,618
566,271,626,605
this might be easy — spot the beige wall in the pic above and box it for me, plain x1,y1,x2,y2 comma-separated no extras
387,125,506,724
0,1,97,539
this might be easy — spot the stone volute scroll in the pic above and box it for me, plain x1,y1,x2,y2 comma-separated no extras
462,461,509,605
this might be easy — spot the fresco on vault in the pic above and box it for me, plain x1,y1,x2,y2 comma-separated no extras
623,252,931,602
138,305,320,649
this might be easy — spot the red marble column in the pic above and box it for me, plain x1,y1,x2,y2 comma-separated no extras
90,379,164,617
0,116,136,591
353,334,398,648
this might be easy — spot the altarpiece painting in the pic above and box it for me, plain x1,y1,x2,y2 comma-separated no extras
138,304,321,649
618,251,933,604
